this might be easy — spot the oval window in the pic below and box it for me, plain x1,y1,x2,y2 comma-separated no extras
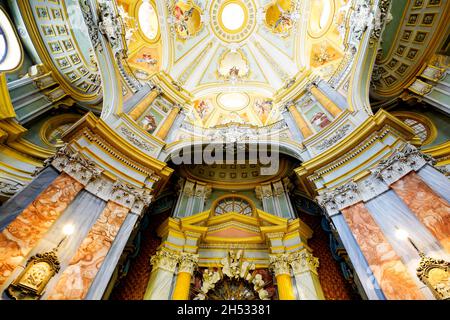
0,7,22,72
0,26,7,64
308,0,334,38
138,1,159,41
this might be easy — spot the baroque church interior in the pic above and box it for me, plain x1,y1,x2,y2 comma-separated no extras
0,0,449,301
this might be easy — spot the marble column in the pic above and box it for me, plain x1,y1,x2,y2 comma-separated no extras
166,108,189,143
316,80,348,110
331,214,386,300
47,201,130,300
281,108,303,141
310,85,342,118
85,212,140,299
129,86,161,121
269,253,296,300
391,172,450,253
290,249,325,300
144,247,179,300
0,173,83,287
341,202,425,300
155,105,181,141
286,103,313,139
172,253,198,300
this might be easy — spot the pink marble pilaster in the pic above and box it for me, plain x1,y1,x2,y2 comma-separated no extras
391,172,450,253
0,173,84,286
47,201,129,300
342,202,424,300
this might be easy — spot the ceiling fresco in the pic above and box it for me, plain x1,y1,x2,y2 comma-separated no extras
117,0,351,127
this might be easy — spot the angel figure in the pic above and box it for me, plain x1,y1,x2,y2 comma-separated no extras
141,114,158,133
311,112,331,129
137,54,158,67
274,13,292,31
229,66,240,78
196,100,209,119
173,6,195,37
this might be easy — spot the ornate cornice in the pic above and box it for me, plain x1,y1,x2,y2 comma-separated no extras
42,144,153,214
0,179,23,197
371,143,431,185
317,144,432,216
79,0,101,51
307,128,391,182
369,0,392,46
98,1,127,56
317,181,360,216
80,128,161,182
315,124,352,151
119,127,156,153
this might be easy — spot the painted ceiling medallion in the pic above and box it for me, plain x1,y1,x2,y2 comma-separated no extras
137,0,160,42
264,0,300,37
210,0,257,43
167,1,203,40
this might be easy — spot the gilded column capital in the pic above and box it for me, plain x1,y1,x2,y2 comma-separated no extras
150,248,180,273
290,250,320,275
178,253,199,274
152,85,162,95
269,253,291,276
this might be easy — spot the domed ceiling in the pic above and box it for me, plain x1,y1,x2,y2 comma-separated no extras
118,0,350,127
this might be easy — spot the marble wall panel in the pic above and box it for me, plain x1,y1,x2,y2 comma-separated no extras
0,167,60,230
342,203,424,300
391,172,450,253
47,202,129,300
0,173,83,287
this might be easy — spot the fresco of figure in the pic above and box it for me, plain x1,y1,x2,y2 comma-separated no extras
310,112,331,129
141,114,158,133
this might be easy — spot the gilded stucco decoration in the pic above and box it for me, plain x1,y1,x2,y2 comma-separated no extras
264,0,300,37
416,253,450,300
194,250,271,300
7,249,61,300
167,0,204,40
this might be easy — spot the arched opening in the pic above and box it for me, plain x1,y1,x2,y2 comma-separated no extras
106,147,362,300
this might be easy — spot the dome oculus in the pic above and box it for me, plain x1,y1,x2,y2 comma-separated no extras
211,0,256,43
221,3,245,31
